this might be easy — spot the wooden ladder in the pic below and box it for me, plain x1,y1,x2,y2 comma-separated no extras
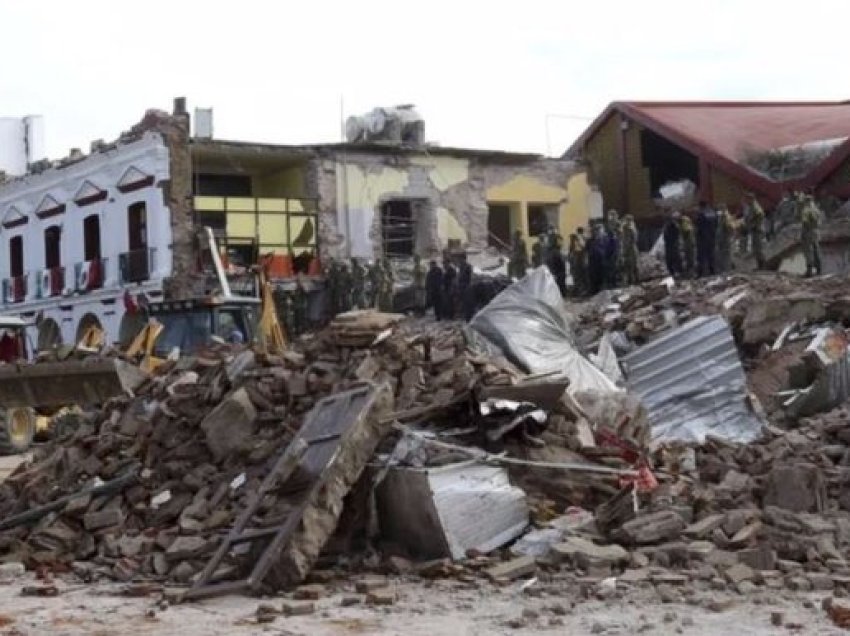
183,436,312,600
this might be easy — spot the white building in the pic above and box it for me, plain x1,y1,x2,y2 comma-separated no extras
0,131,174,350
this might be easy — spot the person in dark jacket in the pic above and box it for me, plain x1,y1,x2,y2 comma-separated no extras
603,226,619,289
442,258,457,320
663,212,683,277
546,235,568,297
695,201,718,277
586,223,607,295
457,254,475,321
425,260,444,320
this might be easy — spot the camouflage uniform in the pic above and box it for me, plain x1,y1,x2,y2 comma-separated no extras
801,196,822,277
412,255,427,312
749,198,766,269
620,214,639,285
510,230,529,278
378,259,394,312
568,233,587,294
715,206,735,273
531,237,545,268
679,215,696,277
605,211,622,288
351,258,367,309
368,260,383,308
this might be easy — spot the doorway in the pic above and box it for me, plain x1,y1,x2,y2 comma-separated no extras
487,204,512,249
380,200,415,257
83,215,102,261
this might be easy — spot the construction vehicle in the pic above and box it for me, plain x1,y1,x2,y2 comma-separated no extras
0,228,288,454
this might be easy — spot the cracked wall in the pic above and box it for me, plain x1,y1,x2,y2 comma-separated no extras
314,150,587,259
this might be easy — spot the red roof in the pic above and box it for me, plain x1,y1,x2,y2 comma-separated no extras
568,101,850,201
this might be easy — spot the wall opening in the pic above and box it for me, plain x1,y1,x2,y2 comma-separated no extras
487,204,512,249
640,128,699,194
37,318,62,351
380,199,416,257
76,313,102,343
83,215,102,261
527,204,558,237
128,202,147,252
195,173,252,196
9,236,23,277
44,226,61,268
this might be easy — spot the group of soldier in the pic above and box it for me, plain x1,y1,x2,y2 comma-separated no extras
424,252,476,321
325,257,397,316
504,191,824,296
507,212,641,296
662,191,823,280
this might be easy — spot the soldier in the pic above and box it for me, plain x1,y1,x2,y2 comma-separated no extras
325,258,340,317
351,258,367,309
568,233,587,295
378,258,395,312
442,257,457,319
801,195,823,277
695,201,718,277
412,255,427,315
531,235,545,268
715,204,735,273
663,212,683,277
510,229,528,279
620,214,639,285
586,223,607,294
678,213,696,277
368,259,383,308
605,210,622,288
425,260,444,320
337,261,352,312
457,254,475,321
292,278,308,335
546,233,567,296
744,192,766,269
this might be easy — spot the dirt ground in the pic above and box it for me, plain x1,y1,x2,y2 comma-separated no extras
0,571,845,636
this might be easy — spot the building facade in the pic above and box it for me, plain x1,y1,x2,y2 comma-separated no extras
0,99,594,352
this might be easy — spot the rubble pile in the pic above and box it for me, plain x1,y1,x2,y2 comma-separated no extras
0,310,539,589
5,270,850,614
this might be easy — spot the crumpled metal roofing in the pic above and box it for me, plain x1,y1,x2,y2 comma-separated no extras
621,315,763,444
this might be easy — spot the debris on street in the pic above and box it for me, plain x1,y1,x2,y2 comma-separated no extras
3,267,850,614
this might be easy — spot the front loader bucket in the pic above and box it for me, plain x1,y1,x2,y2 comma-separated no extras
0,358,148,409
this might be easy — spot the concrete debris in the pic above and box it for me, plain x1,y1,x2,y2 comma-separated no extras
5,271,850,609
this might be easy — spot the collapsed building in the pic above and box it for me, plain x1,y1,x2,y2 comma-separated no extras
0,99,594,349
567,101,850,255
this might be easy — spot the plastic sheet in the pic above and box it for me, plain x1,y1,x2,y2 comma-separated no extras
470,268,620,396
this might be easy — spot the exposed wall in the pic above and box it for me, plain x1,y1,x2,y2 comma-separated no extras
254,165,306,198
316,151,586,259
583,114,623,213
711,167,746,211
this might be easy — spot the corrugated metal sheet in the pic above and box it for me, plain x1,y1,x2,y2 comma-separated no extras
621,315,763,444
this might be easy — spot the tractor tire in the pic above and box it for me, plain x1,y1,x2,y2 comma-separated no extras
0,407,36,455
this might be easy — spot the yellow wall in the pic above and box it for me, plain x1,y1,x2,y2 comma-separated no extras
486,171,592,240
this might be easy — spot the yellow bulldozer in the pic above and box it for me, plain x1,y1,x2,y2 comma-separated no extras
0,245,287,454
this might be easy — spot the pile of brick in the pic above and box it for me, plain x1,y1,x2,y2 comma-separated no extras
0,311,524,590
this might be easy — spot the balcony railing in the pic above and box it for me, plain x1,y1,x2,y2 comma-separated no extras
119,248,156,284
74,258,106,292
2,275,27,304
36,266,66,298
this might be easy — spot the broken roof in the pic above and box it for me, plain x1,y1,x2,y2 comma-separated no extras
567,101,850,200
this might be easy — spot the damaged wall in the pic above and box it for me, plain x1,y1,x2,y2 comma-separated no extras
315,149,587,259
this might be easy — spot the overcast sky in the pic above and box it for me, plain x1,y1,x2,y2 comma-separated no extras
2,0,848,160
